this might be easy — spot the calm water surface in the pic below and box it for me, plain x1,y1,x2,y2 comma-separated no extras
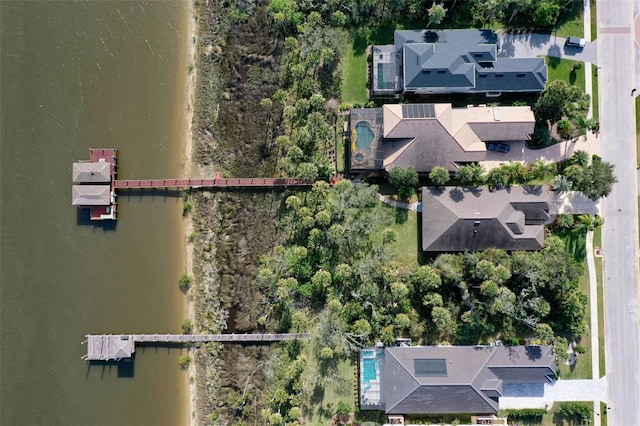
1,2,190,425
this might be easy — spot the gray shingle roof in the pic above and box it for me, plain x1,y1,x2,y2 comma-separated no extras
379,29,546,94
422,186,554,252
378,345,556,415
72,185,111,206
73,161,111,183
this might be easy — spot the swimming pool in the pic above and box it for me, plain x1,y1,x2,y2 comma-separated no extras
355,121,375,150
363,358,377,382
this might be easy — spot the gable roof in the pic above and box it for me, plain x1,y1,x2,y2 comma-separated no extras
388,29,546,93
73,160,111,183
72,185,111,206
422,186,554,251
381,345,556,415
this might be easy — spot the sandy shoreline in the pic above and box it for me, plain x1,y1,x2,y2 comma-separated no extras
182,0,198,424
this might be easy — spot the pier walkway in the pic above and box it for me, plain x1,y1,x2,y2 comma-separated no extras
114,177,312,189
83,333,311,361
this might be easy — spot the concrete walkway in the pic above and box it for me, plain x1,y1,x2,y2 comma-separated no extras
378,194,421,212
549,191,601,214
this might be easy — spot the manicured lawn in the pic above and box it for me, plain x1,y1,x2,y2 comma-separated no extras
335,119,346,173
591,0,598,41
591,64,599,120
554,2,585,38
555,229,586,262
546,57,585,91
636,97,640,165
557,257,592,380
342,22,439,103
554,229,592,380
341,24,399,104
341,48,368,104
382,204,419,266
303,332,355,426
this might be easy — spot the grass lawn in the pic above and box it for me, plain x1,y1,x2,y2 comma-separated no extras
590,1,598,41
591,64,599,120
554,229,592,380
546,57,586,91
335,119,346,173
636,97,640,165
594,227,606,377
341,48,369,104
341,24,400,104
303,334,355,426
554,2,586,38
382,204,419,266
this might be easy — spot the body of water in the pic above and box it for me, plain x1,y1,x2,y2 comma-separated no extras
1,2,191,424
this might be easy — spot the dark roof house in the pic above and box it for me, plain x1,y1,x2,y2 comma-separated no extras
372,29,547,95
421,186,555,252
360,345,556,415
349,103,534,173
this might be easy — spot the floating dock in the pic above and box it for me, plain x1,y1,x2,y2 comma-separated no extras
72,149,313,220
83,333,311,361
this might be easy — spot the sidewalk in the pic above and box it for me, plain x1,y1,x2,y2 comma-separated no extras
378,194,421,212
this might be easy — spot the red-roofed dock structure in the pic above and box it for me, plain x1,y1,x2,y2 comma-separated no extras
72,149,314,220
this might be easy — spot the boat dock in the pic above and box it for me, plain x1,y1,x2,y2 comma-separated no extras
72,149,313,220
114,177,312,189
72,149,118,220
83,333,311,361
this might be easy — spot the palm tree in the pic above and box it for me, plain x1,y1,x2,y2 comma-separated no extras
527,160,556,181
429,166,450,186
468,163,486,186
568,150,590,168
487,167,508,191
574,214,605,232
502,160,527,185
455,165,475,186
552,175,573,192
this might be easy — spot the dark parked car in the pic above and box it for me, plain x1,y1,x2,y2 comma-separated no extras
487,143,511,153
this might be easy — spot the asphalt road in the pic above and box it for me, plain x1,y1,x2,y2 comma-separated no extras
597,0,640,423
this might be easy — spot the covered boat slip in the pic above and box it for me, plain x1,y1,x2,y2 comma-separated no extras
72,185,111,206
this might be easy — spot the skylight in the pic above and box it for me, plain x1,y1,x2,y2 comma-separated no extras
415,358,448,377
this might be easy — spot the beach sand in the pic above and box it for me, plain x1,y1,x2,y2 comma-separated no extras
182,0,198,423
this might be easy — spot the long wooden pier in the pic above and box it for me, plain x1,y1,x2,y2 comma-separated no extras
114,177,313,189
83,333,311,361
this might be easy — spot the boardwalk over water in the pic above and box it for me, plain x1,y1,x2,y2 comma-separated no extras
83,333,311,361
114,177,313,189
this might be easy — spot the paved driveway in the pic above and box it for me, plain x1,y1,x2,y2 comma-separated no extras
498,32,598,64
500,378,608,409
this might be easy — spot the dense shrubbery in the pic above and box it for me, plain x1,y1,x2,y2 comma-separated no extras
555,151,617,200
258,182,588,350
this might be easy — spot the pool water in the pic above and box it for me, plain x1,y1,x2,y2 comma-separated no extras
355,121,375,150
363,358,377,382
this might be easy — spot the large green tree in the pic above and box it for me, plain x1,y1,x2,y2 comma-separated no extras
388,166,419,199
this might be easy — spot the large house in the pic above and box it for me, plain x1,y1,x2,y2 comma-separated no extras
360,345,556,415
349,103,534,174
422,186,555,252
372,29,547,96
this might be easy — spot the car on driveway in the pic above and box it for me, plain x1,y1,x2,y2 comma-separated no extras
566,36,586,48
487,143,511,153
